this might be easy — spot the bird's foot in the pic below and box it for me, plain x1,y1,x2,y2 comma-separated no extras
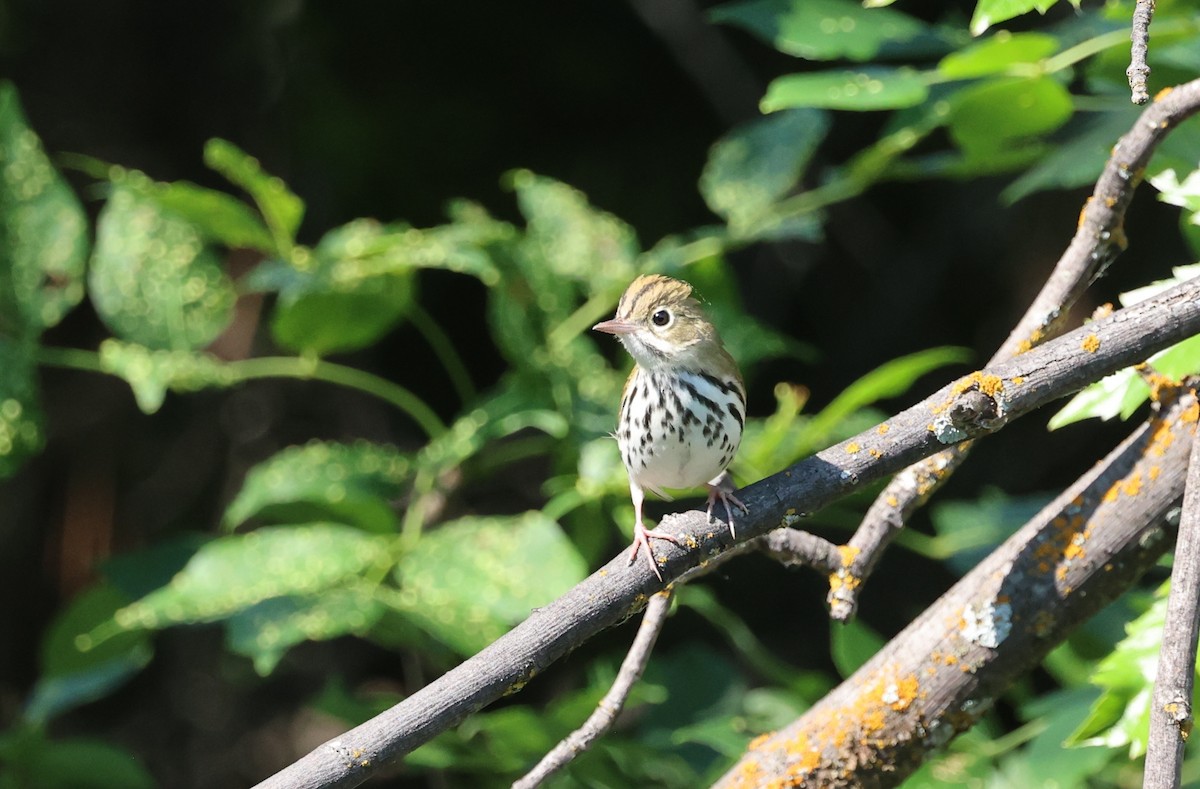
706,484,750,539
628,522,681,582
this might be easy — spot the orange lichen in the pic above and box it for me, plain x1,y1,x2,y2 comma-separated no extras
886,495,899,507
1121,472,1143,498
951,371,1005,399
1011,376,1024,385
748,732,773,750
943,654,958,666
877,424,890,435
1149,466,1162,481
1155,86,1175,101
1077,198,1092,230
1081,334,1101,353
838,545,861,567
1183,402,1200,424
846,442,861,454
869,448,882,459
1148,417,1177,458
828,570,861,594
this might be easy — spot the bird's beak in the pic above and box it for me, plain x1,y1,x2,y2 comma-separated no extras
592,318,638,335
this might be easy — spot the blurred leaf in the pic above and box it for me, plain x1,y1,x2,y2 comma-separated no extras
226,586,385,675
1002,109,1141,203
947,76,1073,156
1152,165,1200,258
969,0,1061,36
0,731,154,789
89,185,236,350
830,618,886,679
204,137,303,252
98,339,236,414
224,439,412,533
0,336,44,478
711,0,927,61
762,68,929,112
391,512,586,655
97,525,391,636
699,108,830,239
509,169,639,294
100,533,210,599
929,488,1053,573
0,82,88,333
804,346,971,451
137,177,276,253
938,31,1058,78
24,584,153,725
1001,687,1118,788
1068,584,1181,757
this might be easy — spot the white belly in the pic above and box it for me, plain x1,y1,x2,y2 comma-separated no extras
617,369,743,494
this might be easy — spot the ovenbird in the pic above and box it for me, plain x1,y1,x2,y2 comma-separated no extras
593,274,748,580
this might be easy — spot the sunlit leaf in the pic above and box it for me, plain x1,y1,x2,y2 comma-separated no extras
98,525,390,634
204,138,304,251
391,512,586,655
0,81,88,332
89,185,236,350
711,0,927,61
762,68,929,112
224,440,412,533
226,587,385,675
830,618,886,679
947,76,1073,155
97,339,236,414
969,0,1060,36
938,31,1059,78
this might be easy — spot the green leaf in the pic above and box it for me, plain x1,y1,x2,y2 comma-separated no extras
223,440,412,533
1002,109,1141,203
830,618,886,679
98,524,390,635
711,0,927,62
391,512,586,655
699,109,830,239
0,81,88,332
203,138,304,252
25,584,153,725
226,587,385,675
938,31,1059,78
89,184,236,350
929,488,1053,573
762,68,929,112
0,336,44,478
1047,368,1148,430
969,0,1060,36
509,169,640,294
947,76,1073,156
139,178,276,253
0,732,154,789
1067,584,1183,757
98,338,237,414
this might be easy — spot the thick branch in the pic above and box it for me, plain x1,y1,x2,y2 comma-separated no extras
828,77,1200,621
716,387,1200,788
253,276,1200,789
513,590,673,788
1144,407,1200,788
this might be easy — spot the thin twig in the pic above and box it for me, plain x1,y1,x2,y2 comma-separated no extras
1144,407,1200,789
1128,0,1157,104
513,590,674,789
815,77,1200,621
253,275,1200,789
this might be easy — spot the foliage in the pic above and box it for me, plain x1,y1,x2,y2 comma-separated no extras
3,0,1200,784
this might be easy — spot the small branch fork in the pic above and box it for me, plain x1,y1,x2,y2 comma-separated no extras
512,590,674,789
1144,403,1200,789
1128,0,1157,105
813,77,1200,622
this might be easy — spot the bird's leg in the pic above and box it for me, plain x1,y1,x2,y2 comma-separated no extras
628,480,680,581
706,470,749,539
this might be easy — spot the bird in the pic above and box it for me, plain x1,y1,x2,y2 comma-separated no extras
593,274,748,580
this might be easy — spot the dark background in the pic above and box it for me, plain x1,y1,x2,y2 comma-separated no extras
0,1,1185,786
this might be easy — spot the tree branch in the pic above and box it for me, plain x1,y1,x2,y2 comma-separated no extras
512,590,674,789
1144,395,1200,789
716,386,1200,788
824,77,1200,621
253,274,1200,789
1128,0,1157,105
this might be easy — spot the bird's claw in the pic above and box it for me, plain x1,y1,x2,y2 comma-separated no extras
706,486,750,539
629,523,681,582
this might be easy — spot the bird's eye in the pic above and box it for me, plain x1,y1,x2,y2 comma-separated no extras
651,309,671,327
